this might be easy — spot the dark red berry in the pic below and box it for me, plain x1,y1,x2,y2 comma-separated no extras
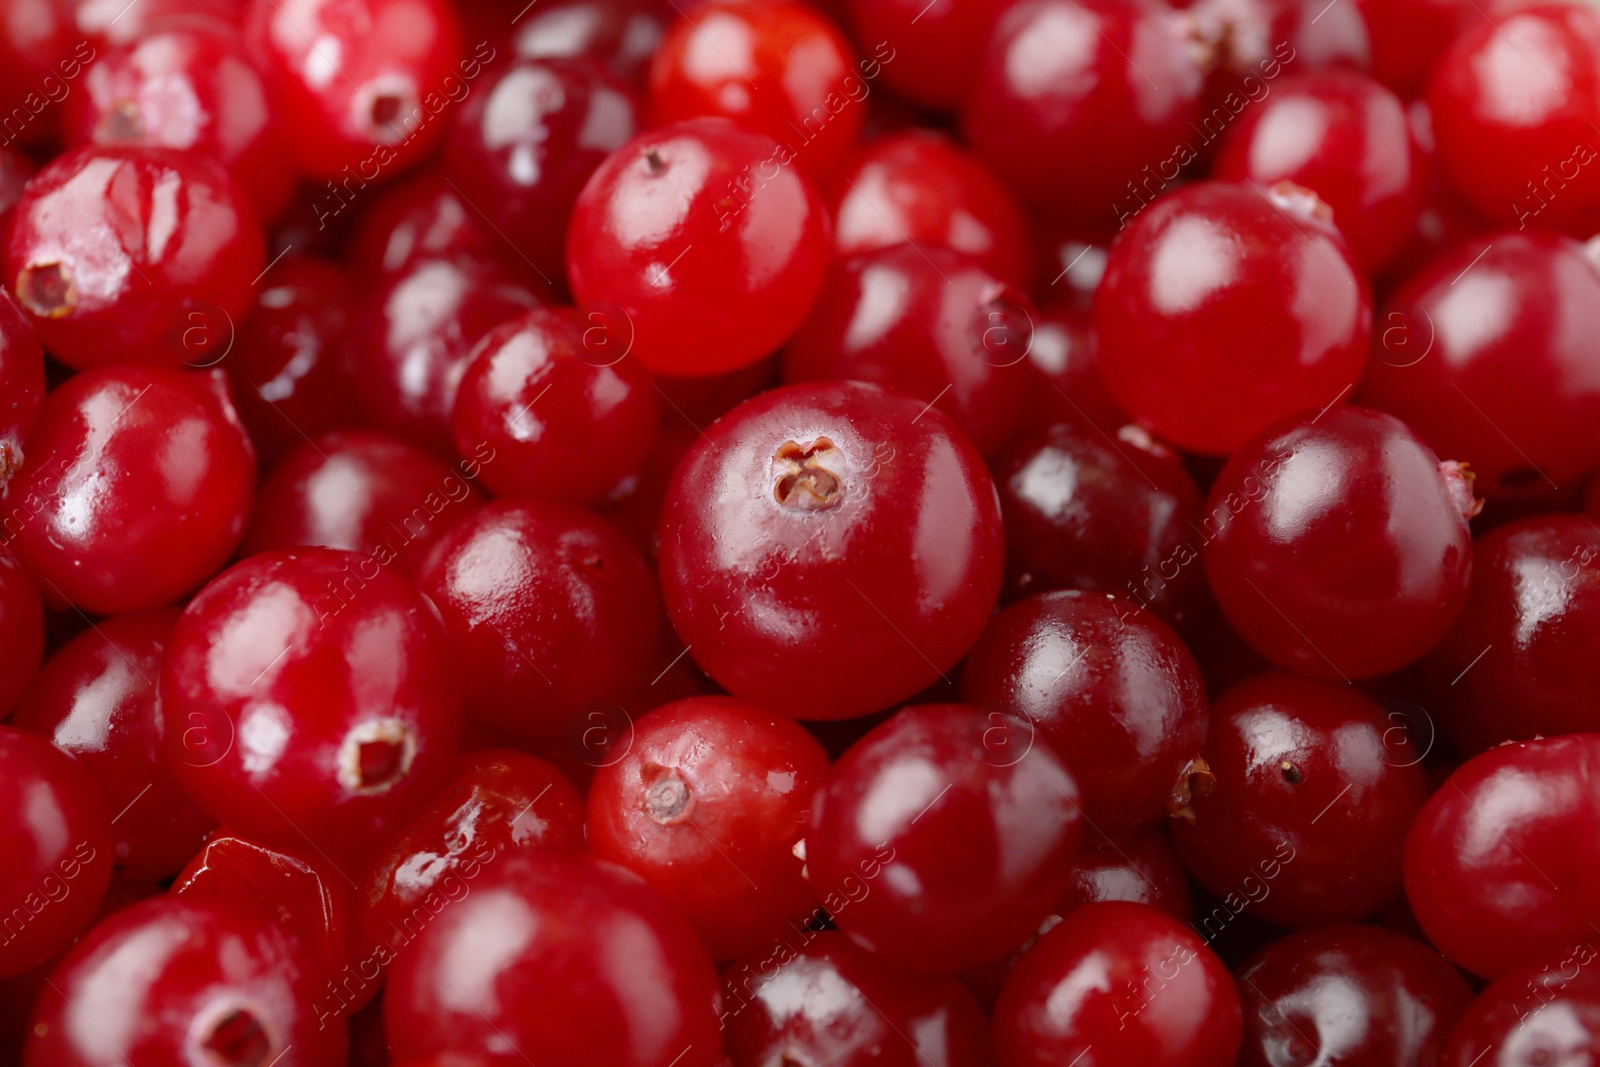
845,0,1010,111
0,290,44,488
1440,942,1600,1067
510,0,671,86
0,547,44,717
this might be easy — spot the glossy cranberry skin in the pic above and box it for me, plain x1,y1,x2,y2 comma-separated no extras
3,365,255,615
0,548,44,716
1440,944,1600,1067
1060,832,1194,920
347,256,545,457
0,726,114,979
1427,2,1600,235
587,697,829,961
346,174,499,280
1357,0,1470,98
722,930,996,1067
1235,925,1473,1067
451,307,659,505
1024,300,1126,433
224,257,355,465
162,548,462,856
244,0,464,180
992,421,1205,618
961,591,1208,835
244,430,486,578
845,0,1009,111
418,499,658,740
808,704,1082,973
24,896,345,1067
11,611,214,883
962,0,1205,233
446,58,638,284
1405,734,1600,979
659,382,1003,720
1361,232,1600,499
1174,673,1427,927
0,289,44,487
385,850,724,1067
1094,181,1370,455
1214,71,1427,271
510,0,670,86
994,901,1242,1067
566,119,831,377
1202,406,1476,680
5,146,264,371
65,24,293,220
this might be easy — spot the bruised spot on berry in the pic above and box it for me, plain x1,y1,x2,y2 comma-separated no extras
773,437,844,510
642,766,692,824
370,93,405,130
199,1006,273,1067
339,719,417,794
102,100,144,142
17,263,76,319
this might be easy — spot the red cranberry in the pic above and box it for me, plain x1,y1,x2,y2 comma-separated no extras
1173,672,1428,927
0,8,83,148
243,0,465,180
1236,924,1473,1067
224,257,355,465
0,148,35,238
1202,406,1477,680
510,0,671,86
0,726,114,979
11,610,214,883
0,548,43,716
1440,942,1600,1067
446,58,637,284
1094,181,1371,455
451,307,659,505
418,499,658,741
384,851,725,1067
1023,300,1127,433
994,901,1242,1067
162,548,462,856
830,132,1033,286
345,174,499,280
24,896,345,1067
1427,2,1600,235
845,0,1010,111
4,365,256,615
587,696,830,961
722,930,996,1066
963,0,1205,235
5,146,264,371
74,0,244,46
808,704,1082,973
658,381,1004,720
566,119,830,377
991,421,1205,619
1357,0,1471,98
346,256,545,457
65,23,294,220
961,591,1209,835
1361,232,1600,500
1060,831,1194,920
1420,516,1600,753
1405,733,1600,979
1186,0,1371,109
244,430,486,578
0,279,43,490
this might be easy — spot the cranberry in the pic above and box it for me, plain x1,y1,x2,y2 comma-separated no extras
74,0,244,46
0,548,44,716
3,365,256,615
1404,733,1600,979
446,58,637,284
1023,300,1127,432
65,24,293,221
587,696,830,960
418,499,658,741
1361,232,1600,500
963,0,1205,234
994,901,1242,1067
243,0,465,180
1186,0,1370,110
223,257,356,465
1357,0,1471,98
649,0,863,181
832,133,1031,286
5,146,265,371
961,591,1209,835
1427,2,1600,235
1060,831,1194,921
244,430,486,578
1173,672,1428,927
808,704,1082,973
1202,406,1477,680
0,726,114,979
384,851,725,1067
1094,181,1371,455
345,174,499,280
451,307,659,505
0,152,37,272
1440,943,1600,1067
722,930,996,1066
565,119,831,377
0,8,82,149
24,896,345,1067
658,382,1004,720
845,0,1010,111
1235,924,1474,1067
346,256,545,457
510,0,671,86
11,610,214,883
162,548,462,856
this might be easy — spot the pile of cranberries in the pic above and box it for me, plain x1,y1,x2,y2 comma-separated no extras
5,0,1600,1064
